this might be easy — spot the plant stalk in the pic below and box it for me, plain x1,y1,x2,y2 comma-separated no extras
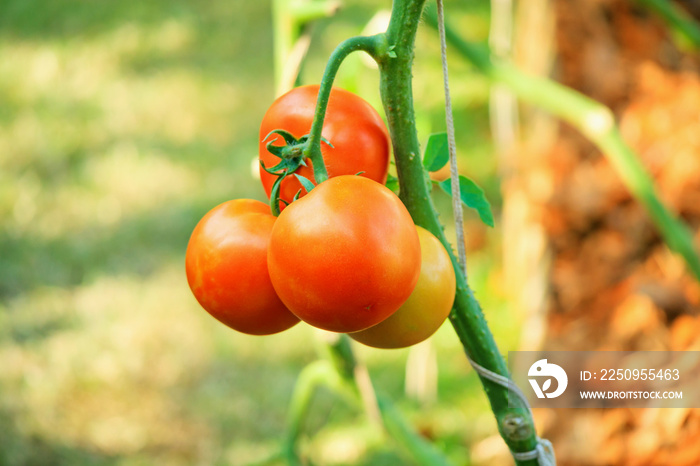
378,0,538,463
305,35,382,184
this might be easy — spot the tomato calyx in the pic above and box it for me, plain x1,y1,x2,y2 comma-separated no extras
261,129,332,215
262,129,307,165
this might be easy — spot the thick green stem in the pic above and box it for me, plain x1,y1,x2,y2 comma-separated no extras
423,7,700,282
304,35,383,184
378,1,538,463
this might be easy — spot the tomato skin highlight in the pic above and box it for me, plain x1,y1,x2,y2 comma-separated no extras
349,226,456,349
259,85,390,205
185,199,299,335
267,176,421,333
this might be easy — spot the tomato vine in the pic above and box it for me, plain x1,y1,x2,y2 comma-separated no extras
189,1,547,463
375,1,539,462
263,0,542,462
274,0,541,462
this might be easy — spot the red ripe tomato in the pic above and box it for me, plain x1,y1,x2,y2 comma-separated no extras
349,226,456,349
267,176,421,333
259,85,390,205
185,199,299,335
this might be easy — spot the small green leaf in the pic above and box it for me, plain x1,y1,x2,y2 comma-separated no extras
270,173,287,216
385,174,400,194
259,160,274,174
262,129,298,146
294,174,316,193
265,141,286,159
387,45,397,58
423,133,449,172
300,134,334,149
439,176,495,228
261,157,298,174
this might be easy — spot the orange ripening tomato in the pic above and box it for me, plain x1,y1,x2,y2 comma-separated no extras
350,226,456,349
267,176,421,333
185,199,299,335
259,85,390,205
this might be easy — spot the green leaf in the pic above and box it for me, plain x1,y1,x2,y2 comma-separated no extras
385,173,400,194
270,172,286,216
423,133,449,172
294,174,316,193
262,128,298,146
439,176,495,228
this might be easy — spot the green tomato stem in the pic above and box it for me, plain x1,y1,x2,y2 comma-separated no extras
378,0,539,463
305,34,382,184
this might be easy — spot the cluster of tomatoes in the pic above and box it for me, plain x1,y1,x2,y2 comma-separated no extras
185,85,456,349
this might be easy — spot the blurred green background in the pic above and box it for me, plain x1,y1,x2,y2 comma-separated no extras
0,0,522,464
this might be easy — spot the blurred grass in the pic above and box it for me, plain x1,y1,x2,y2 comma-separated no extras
0,0,523,464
